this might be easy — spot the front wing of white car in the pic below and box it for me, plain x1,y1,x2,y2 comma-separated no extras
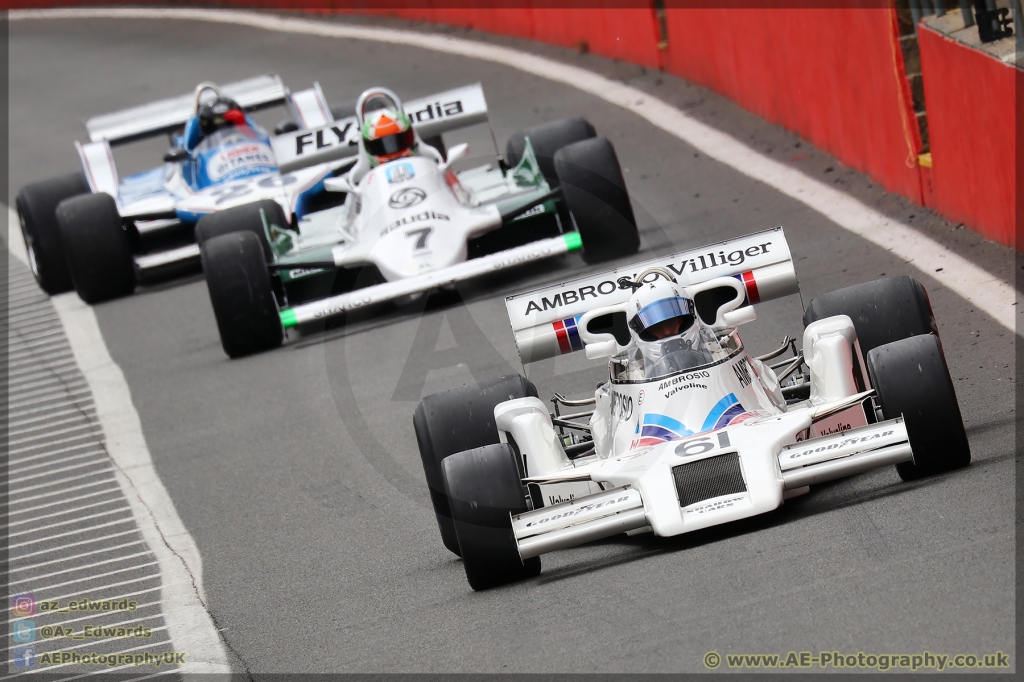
511,416,911,560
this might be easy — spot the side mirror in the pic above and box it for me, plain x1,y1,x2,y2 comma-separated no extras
585,339,619,360
719,306,757,328
163,148,189,164
445,142,470,164
274,120,300,136
438,142,470,171
324,176,356,193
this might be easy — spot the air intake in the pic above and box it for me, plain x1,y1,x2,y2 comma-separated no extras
672,453,745,508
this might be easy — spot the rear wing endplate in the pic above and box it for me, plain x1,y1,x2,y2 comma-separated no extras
505,227,800,363
272,82,489,173
85,74,289,145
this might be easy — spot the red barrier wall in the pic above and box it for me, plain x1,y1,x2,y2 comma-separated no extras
378,1,662,68
661,5,923,202
918,25,1017,248
8,1,1016,250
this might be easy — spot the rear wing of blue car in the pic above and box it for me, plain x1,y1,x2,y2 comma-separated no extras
84,74,291,145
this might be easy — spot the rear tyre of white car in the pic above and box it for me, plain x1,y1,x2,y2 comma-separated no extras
195,199,285,260
505,117,596,186
443,442,541,591
803,276,938,356
56,193,136,304
413,375,538,556
866,334,970,481
555,137,640,263
202,231,282,358
15,173,90,294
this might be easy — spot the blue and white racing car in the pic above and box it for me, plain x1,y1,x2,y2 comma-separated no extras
14,75,476,304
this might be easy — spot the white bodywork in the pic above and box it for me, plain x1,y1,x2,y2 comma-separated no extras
277,86,575,327
493,229,914,558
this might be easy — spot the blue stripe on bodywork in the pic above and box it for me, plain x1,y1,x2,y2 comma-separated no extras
564,317,584,352
713,403,747,431
701,393,739,433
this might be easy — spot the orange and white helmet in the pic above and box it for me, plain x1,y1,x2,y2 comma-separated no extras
361,108,415,166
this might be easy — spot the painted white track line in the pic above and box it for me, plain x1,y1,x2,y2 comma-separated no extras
6,209,231,675
10,6,1020,334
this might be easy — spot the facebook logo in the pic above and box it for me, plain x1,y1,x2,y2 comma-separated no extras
13,620,35,643
13,646,36,669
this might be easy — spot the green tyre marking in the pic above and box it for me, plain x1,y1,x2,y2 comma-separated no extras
280,309,298,328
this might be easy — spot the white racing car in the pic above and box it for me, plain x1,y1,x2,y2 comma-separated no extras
200,85,640,357
414,227,970,590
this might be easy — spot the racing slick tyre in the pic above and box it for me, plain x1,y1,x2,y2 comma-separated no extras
505,117,596,186
866,334,970,481
195,199,284,261
56,193,136,304
555,137,639,264
803,276,937,357
414,375,538,556
443,442,541,591
15,173,90,294
201,231,283,358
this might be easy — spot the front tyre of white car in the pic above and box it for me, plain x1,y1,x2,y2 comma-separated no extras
201,231,283,359
554,137,639,264
443,442,541,591
866,334,970,481
414,375,538,557
56,192,136,304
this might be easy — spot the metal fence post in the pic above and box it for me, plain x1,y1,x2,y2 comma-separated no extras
1013,0,1023,50
959,0,975,26
910,0,923,30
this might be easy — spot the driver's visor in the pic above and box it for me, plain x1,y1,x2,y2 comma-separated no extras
629,297,695,341
365,129,415,158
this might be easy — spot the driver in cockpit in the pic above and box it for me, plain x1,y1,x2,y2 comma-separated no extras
625,276,718,379
197,96,247,138
361,107,418,167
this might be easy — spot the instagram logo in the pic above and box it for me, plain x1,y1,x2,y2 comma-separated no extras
12,594,35,617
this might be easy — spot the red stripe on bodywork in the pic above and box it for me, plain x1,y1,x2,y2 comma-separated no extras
552,320,572,354
741,271,760,304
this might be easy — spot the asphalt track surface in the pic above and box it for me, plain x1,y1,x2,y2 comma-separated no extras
9,15,1016,674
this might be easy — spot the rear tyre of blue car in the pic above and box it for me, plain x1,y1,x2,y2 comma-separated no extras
443,442,541,591
555,137,639,264
57,192,136,304
201,231,282,359
866,334,970,481
16,173,91,294
414,374,538,557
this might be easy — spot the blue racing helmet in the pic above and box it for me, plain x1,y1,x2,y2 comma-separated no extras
627,281,696,343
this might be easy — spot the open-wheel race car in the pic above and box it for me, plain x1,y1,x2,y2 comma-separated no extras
414,227,970,590
16,74,355,302
199,85,640,357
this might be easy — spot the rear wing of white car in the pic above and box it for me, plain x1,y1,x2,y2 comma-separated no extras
272,82,490,173
505,227,800,363
85,74,291,145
